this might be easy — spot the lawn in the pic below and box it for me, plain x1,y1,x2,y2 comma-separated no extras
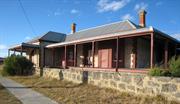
9,75,179,104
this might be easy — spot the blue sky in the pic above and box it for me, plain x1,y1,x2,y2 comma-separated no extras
0,0,180,57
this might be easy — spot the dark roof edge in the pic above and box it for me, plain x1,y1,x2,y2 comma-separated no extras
153,28,180,44
126,20,139,29
9,42,40,50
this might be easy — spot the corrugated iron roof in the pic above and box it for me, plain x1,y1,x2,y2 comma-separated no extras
65,20,137,42
47,27,154,48
26,31,66,43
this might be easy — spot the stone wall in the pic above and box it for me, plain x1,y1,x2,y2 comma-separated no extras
43,67,180,102
35,67,41,75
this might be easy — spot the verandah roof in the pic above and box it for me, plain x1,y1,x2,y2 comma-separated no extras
9,43,40,52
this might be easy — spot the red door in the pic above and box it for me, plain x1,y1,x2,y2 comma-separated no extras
98,49,112,68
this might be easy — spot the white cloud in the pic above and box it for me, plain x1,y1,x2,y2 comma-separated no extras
121,14,134,20
25,36,31,40
71,9,79,14
172,34,180,40
156,1,163,6
47,9,62,17
97,0,130,13
0,44,7,50
54,12,61,16
134,2,148,12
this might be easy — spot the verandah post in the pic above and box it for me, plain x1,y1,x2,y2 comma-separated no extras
20,46,23,56
116,37,119,72
64,45,67,68
164,40,168,69
52,48,55,67
175,44,177,57
150,33,154,68
74,44,77,67
43,48,46,67
92,41,95,68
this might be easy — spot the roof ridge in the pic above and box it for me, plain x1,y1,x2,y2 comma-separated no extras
48,31,66,35
69,20,134,35
126,20,138,29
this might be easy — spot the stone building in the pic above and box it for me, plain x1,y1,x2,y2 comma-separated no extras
9,10,180,74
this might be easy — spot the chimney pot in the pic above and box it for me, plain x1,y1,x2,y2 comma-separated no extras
139,9,147,27
71,23,76,34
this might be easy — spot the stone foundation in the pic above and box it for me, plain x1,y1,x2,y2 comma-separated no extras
35,67,41,75
43,67,180,102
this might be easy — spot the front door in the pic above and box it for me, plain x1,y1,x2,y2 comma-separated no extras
98,49,112,68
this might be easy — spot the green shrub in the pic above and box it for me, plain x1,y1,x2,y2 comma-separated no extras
2,55,34,76
149,67,163,76
161,70,171,76
168,56,180,77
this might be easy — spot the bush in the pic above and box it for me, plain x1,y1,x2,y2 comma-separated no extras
168,56,180,77
161,70,171,76
149,67,163,76
149,56,180,77
2,55,34,76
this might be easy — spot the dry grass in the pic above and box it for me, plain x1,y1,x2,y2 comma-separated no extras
9,76,179,104
0,64,3,75
0,84,22,104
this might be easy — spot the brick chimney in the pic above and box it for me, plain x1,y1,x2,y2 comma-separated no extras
71,23,76,34
139,10,147,27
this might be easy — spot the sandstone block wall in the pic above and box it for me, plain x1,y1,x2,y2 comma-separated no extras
35,67,40,75
43,67,180,102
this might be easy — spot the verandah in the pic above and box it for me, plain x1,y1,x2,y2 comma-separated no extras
44,32,176,71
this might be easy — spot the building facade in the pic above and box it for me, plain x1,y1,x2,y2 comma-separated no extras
9,10,180,74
